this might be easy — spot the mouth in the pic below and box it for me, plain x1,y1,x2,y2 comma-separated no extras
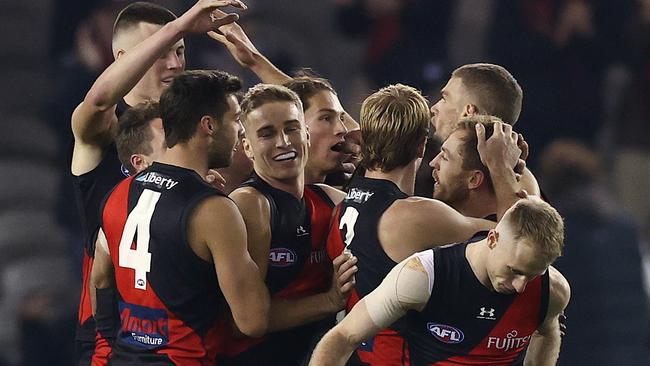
432,170,440,184
273,151,297,162
161,77,174,84
330,141,347,153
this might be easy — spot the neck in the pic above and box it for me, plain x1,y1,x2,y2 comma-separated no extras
158,143,208,179
255,169,304,199
304,163,326,185
454,190,497,219
217,167,253,195
465,241,493,290
365,159,419,196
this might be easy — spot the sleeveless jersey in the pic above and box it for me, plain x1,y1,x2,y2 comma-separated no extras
404,245,549,366
101,162,228,365
326,176,409,365
217,173,335,365
75,100,131,347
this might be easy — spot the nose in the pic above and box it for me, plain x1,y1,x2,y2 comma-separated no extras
512,277,528,294
429,152,441,168
430,101,440,116
167,52,183,70
276,131,291,147
335,117,348,136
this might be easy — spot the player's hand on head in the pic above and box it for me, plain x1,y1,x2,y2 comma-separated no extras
176,0,247,35
516,133,529,161
327,252,358,311
559,312,567,337
207,14,260,68
476,121,521,170
205,169,227,190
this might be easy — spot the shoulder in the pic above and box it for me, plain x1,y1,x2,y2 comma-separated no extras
547,266,571,317
229,186,271,227
386,197,450,222
312,183,346,205
230,186,270,211
192,195,240,221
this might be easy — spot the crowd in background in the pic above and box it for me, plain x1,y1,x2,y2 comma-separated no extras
0,0,647,364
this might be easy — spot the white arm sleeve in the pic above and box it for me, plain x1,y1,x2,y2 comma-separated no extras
364,250,435,329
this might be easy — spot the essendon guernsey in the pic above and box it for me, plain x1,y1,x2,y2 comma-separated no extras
404,245,549,366
100,162,228,365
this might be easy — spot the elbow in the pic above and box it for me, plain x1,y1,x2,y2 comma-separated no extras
84,85,114,112
237,316,268,338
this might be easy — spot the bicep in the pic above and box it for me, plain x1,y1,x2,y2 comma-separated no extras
229,189,272,275
363,255,432,329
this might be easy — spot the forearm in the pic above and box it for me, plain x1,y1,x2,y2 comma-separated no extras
249,54,291,84
524,331,561,366
309,328,357,366
85,21,184,109
231,275,270,338
487,162,520,220
268,292,339,332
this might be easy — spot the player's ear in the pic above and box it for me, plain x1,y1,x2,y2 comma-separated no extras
242,137,254,160
200,115,215,135
130,154,146,174
487,229,499,249
467,170,485,190
462,103,478,117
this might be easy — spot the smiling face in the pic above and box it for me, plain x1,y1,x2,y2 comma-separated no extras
303,90,348,180
242,101,309,183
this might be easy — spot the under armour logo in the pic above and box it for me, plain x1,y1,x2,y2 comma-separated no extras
480,307,495,317
476,306,497,320
296,226,308,236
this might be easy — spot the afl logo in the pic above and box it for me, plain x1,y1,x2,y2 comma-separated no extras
269,248,296,267
427,323,464,344
120,164,131,177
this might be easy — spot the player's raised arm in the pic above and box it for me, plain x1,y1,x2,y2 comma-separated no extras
208,13,291,84
191,195,270,337
476,121,523,220
72,0,244,174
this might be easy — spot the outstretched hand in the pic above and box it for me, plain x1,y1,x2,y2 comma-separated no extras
208,15,260,68
175,0,247,35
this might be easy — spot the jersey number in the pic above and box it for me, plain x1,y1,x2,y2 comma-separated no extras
339,207,360,249
118,189,161,290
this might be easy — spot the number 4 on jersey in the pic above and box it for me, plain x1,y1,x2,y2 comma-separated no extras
339,206,359,249
119,189,161,290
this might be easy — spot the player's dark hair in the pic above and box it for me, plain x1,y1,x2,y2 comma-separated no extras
115,101,162,175
160,70,242,148
452,63,523,125
113,2,177,36
283,77,335,111
453,115,499,193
